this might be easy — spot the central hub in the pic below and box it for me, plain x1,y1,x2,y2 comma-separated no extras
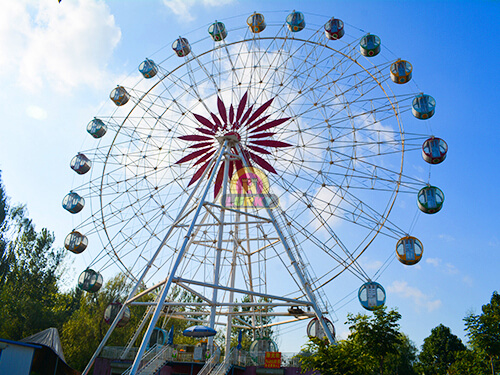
216,131,241,145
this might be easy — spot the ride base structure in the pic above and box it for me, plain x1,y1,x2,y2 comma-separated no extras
84,136,335,375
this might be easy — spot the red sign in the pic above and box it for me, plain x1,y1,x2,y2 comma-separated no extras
264,352,281,368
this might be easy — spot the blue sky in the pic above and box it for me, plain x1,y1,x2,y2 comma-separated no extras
0,0,499,354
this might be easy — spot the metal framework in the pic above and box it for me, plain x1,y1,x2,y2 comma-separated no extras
68,12,440,375
82,139,336,375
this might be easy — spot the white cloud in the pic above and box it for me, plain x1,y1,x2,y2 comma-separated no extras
162,0,236,22
0,0,121,92
426,257,441,267
26,105,48,120
445,263,459,275
411,164,425,176
397,199,407,209
388,280,442,312
359,258,383,272
438,233,455,242
462,275,473,287
426,258,460,276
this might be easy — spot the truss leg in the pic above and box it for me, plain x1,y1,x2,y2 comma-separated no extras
225,210,240,354
235,144,335,344
209,151,231,351
127,142,228,375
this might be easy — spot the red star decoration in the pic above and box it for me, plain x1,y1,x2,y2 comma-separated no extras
176,92,292,197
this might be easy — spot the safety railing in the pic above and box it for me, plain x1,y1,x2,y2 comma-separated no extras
197,347,221,375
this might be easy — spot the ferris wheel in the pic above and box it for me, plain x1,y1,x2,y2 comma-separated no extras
63,11,447,375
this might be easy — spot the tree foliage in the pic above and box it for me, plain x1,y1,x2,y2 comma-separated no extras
448,347,492,375
384,334,418,375
464,291,500,374
225,295,275,351
347,306,402,375
416,324,466,375
0,173,10,286
164,286,211,347
0,175,71,340
300,306,414,375
61,274,151,371
300,336,371,375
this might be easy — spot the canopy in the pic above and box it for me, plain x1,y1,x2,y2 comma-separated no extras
183,325,217,337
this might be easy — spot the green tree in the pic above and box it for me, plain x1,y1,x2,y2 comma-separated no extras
0,173,10,286
464,291,500,375
0,202,71,339
448,348,492,375
299,336,372,375
385,334,418,375
232,296,274,348
61,277,212,371
61,274,148,371
300,307,408,375
347,306,403,375
416,324,466,375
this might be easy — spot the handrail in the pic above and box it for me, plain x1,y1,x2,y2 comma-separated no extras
121,343,162,375
121,306,155,359
198,347,221,375
137,345,173,375
212,347,236,375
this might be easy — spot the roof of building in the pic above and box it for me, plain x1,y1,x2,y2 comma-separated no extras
0,338,42,350
20,327,65,361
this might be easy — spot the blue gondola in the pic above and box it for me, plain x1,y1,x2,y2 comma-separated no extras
148,327,167,348
390,59,412,84
138,58,158,79
110,86,130,106
62,192,84,214
70,153,91,175
87,118,107,139
324,17,344,40
78,268,103,292
422,137,448,164
172,37,191,57
286,11,305,32
360,34,381,57
64,231,88,254
358,281,386,310
396,236,423,265
208,21,227,41
247,13,266,33
412,94,436,119
417,186,444,214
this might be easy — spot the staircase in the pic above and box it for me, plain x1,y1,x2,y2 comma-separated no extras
121,344,171,375
197,347,221,375
210,348,237,375
120,345,236,375
136,345,174,375
120,306,155,360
